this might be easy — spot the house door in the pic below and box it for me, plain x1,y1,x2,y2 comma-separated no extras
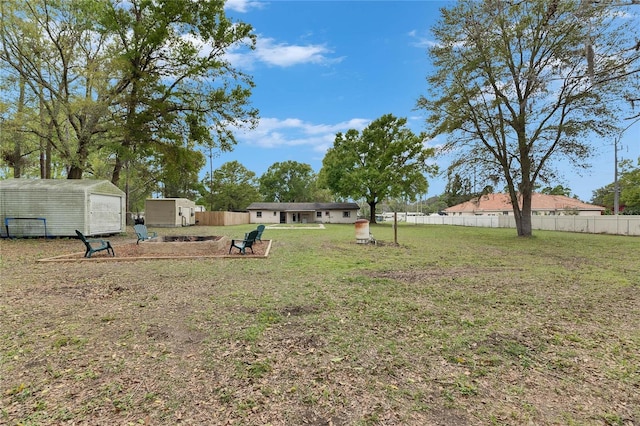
280,212,286,223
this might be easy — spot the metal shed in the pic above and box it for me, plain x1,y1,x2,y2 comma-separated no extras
145,198,197,227
0,179,126,238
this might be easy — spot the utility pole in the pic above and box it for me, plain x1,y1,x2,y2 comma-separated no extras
614,134,620,215
209,146,213,211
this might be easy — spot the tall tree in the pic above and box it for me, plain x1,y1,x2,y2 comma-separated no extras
201,161,260,211
443,172,473,207
591,183,616,213
259,161,317,203
0,0,258,186
152,143,205,200
418,0,640,236
540,185,572,197
619,158,640,214
100,0,258,187
319,114,436,224
1,0,116,179
593,157,640,214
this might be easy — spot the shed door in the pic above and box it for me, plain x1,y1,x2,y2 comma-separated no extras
89,194,122,234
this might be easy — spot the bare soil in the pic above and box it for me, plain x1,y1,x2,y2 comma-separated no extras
40,237,270,261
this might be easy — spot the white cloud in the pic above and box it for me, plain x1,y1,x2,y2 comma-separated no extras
235,117,370,153
408,29,438,49
224,0,265,13
223,35,343,69
254,37,340,67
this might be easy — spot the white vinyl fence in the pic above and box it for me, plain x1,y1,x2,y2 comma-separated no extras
400,215,640,236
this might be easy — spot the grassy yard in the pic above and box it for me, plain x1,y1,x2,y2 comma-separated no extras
1,224,638,425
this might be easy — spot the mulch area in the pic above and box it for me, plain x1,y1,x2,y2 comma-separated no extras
39,239,271,262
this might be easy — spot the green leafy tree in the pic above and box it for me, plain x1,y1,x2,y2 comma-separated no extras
423,195,449,215
99,0,257,187
152,144,205,200
592,158,640,214
259,161,318,203
0,76,43,178
1,0,123,179
540,185,572,197
201,161,260,211
617,158,640,214
443,172,473,207
0,0,257,188
309,184,336,203
417,0,640,236
319,114,436,223
591,183,615,212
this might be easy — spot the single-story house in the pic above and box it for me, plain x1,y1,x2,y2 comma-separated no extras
444,193,605,216
246,202,360,224
0,178,125,237
145,198,197,227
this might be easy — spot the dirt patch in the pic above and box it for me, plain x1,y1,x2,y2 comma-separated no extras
39,239,271,261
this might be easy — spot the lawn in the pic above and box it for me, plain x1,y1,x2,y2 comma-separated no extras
1,224,638,425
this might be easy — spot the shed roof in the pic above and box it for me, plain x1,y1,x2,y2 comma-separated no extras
247,202,360,211
146,198,195,203
0,178,124,195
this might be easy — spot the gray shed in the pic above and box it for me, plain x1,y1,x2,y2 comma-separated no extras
0,179,126,237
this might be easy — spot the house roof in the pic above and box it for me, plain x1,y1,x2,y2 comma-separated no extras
443,193,605,213
246,202,360,211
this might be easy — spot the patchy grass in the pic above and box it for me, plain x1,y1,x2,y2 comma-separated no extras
1,224,638,425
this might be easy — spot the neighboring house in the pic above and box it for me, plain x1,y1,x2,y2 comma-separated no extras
246,202,360,224
145,198,197,227
443,193,605,216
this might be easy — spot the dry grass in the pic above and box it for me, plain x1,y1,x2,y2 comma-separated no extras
1,224,638,425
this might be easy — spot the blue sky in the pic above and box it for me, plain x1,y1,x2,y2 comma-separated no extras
213,0,639,203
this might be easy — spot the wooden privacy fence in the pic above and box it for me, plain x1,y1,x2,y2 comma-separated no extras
195,211,250,226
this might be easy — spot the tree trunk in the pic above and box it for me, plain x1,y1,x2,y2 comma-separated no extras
13,74,26,178
513,192,533,237
112,154,123,186
45,137,52,179
368,200,377,224
67,166,83,179
67,134,91,179
39,96,52,179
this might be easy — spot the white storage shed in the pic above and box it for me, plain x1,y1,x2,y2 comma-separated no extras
0,179,126,237
145,198,197,227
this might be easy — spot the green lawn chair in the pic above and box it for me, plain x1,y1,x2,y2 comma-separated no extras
75,230,115,258
134,224,158,244
245,224,266,242
229,229,259,255
255,224,265,242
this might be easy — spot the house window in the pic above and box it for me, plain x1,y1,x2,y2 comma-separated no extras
256,211,262,218
325,211,330,216
273,211,277,216
503,211,509,215
343,211,351,218
316,212,322,218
